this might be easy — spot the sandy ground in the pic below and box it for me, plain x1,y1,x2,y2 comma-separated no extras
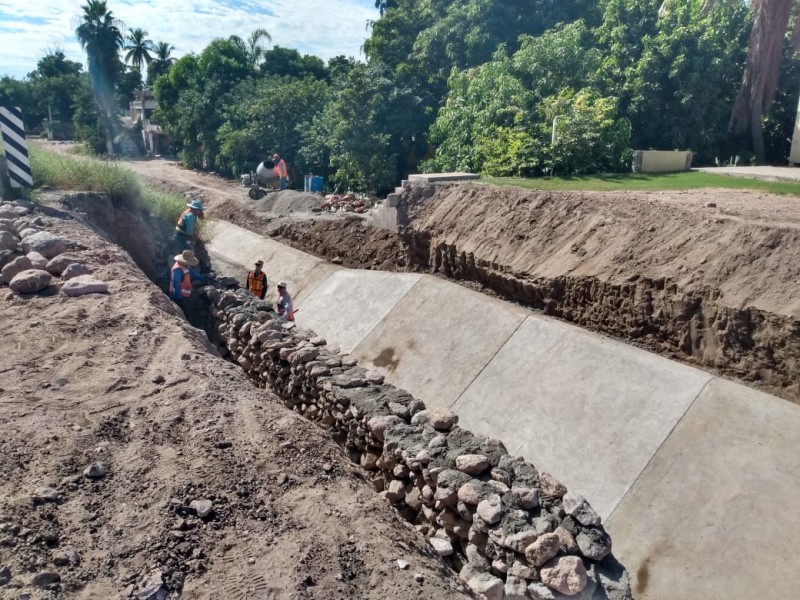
0,195,467,599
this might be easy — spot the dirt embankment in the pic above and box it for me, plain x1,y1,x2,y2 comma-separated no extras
0,194,466,600
265,184,800,401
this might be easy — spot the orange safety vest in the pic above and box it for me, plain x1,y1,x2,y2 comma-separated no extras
169,262,192,298
175,209,191,233
247,270,267,297
275,158,288,178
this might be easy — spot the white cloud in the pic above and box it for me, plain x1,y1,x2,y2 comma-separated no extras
0,0,377,78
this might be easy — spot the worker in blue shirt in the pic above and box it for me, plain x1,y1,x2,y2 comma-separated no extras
175,199,205,250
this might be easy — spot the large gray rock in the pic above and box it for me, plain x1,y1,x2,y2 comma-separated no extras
1,255,32,283
563,493,601,527
0,231,18,252
0,250,16,270
0,205,28,220
0,219,16,234
46,254,82,276
61,263,92,281
22,231,67,259
9,269,52,294
26,251,48,269
62,275,108,297
576,527,612,561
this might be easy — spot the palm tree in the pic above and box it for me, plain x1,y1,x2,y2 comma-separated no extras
147,42,177,84
247,28,272,68
75,0,124,155
124,28,154,83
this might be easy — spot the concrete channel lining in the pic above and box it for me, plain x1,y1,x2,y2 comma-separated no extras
451,316,713,521
351,275,528,408
205,220,340,304
207,224,800,599
606,377,800,600
297,269,423,354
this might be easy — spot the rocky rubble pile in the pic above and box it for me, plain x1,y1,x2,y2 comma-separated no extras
0,199,108,297
199,286,632,600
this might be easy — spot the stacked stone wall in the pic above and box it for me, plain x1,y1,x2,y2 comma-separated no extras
200,286,632,600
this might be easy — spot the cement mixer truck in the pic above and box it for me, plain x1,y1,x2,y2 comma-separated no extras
243,159,280,200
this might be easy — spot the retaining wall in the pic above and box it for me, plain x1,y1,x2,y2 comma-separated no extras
200,285,632,600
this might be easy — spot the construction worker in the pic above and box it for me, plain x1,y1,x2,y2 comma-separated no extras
246,260,268,299
276,281,294,321
273,153,289,191
175,199,205,250
169,250,204,309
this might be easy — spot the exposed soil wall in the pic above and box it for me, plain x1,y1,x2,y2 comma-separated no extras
264,184,800,402
203,285,632,599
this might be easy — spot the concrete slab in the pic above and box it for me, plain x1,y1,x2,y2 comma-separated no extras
452,316,712,520
696,165,800,182
205,220,339,305
298,269,422,354
606,377,800,600
352,276,527,407
409,172,480,183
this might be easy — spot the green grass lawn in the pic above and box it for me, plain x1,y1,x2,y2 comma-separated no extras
481,171,800,197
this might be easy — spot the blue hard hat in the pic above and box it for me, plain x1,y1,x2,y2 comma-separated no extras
187,199,205,210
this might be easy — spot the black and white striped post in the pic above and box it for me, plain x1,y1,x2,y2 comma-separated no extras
0,106,33,191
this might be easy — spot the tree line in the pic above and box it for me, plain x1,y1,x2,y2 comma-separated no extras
2,0,800,194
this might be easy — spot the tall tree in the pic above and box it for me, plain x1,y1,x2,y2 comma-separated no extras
246,28,272,68
75,0,124,154
124,27,154,84
730,0,796,164
147,42,177,85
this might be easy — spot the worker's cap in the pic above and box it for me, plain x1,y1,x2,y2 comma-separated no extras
187,199,205,211
277,280,287,289
174,250,199,266
255,260,264,266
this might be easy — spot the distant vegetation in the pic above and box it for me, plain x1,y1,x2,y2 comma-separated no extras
29,144,185,219
3,0,800,194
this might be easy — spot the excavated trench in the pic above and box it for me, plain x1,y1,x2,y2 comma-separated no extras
265,184,800,402
68,192,633,600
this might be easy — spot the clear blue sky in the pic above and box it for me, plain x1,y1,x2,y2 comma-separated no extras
0,0,379,78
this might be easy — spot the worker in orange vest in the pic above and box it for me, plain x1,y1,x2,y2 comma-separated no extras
169,250,204,309
273,153,289,190
246,260,268,299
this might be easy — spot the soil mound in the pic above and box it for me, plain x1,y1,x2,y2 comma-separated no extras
253,190,322,214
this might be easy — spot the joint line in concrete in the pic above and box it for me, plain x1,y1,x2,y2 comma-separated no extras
605,375,714,525
448,316,527,411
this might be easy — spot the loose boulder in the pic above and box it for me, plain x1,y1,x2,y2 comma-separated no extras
10,269,53,294
46,254,83,277
62,275,108,297
22,231,68,259
26,251,48,269
61,263,92,281
0,231,18,252
2,256,33,284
